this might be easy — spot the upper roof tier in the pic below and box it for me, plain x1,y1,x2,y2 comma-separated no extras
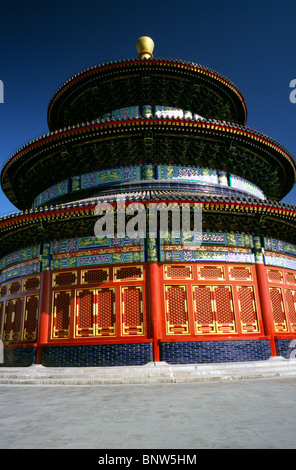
47,45,248,131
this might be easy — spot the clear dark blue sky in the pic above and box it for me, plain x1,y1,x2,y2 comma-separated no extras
1,0,295,216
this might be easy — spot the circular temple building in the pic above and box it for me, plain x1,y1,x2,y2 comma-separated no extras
1,37,296,367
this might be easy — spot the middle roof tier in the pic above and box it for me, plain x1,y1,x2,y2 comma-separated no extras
1,115,295,210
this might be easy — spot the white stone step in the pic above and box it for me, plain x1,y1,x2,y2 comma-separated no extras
1,357,296,384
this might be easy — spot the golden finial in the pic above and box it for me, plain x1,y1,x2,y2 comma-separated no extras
136,36,154,59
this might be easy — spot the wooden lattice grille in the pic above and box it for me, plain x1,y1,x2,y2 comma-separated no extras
75,288,116,337
52,291,71,338
193,286,215,334
3,301,14,341
53,271,77,287
13,298,23,341
214,286,235,333
165,285,189,334
96,288,116,336
267,269,283,283
0,302,3,339
0,286,7,298
76,289,95,336
82,269,109,284
9,281,21,295
286,272,296,285
193,285,235,334
23,295,39,340
23,277,40,292
237,286,259,332
3,300,15,341
121,286,144,335
229,267,252,280
269,287,287,332
198,265,224,280
285,289,296,332
3,298,23,341
114,266,143,281
164,265,192,280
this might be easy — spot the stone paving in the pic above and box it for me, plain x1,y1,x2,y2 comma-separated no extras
0,377,296,449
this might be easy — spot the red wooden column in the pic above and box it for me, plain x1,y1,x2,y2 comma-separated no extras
36,270,51,363
147,262,162,362
255,263,277,356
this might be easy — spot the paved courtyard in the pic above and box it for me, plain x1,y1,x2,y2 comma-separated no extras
0,377,295,450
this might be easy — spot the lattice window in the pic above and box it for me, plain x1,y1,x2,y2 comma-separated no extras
52,291,71,338
164,265,192,280
121,286,144,335
9,281,21,295
3,298,23,341
237,286,259,333
285,289,296,332
269,287,288,332
13,298,23,341
197,265,224,280
229,267,252,281
165,285,189,334
76,289,95,337
286,272,296,286
53,271,77,287
192,285,236,334
214,286,236,333
3,300,15,341
23,295,39,341
96,288,116,336
114,266,143,281
193,286,215,334
82,269,109,284
267,269,283,283
0,302,4,339
0,285,7,298
23,277,40,292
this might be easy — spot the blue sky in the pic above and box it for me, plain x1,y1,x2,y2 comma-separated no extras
0,0,295,216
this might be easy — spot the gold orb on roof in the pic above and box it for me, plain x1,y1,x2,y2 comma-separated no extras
136,36,154,59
